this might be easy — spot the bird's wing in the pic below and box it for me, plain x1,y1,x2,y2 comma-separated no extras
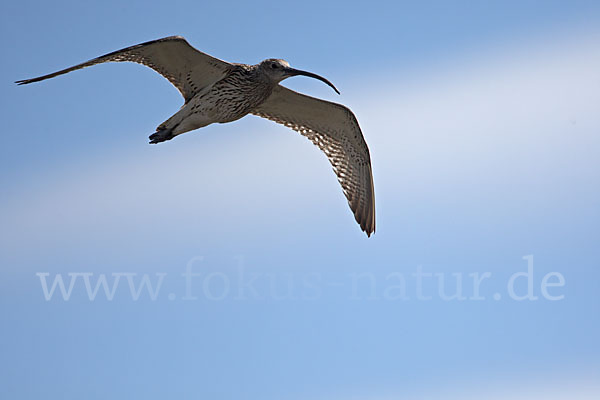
252,85,375,236
15,36,232,102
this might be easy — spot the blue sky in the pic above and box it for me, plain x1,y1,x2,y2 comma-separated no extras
1,1,600,399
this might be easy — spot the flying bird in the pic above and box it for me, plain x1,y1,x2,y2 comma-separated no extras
16,36,375,236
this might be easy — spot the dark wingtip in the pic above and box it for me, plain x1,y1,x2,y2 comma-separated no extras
15,78,39,85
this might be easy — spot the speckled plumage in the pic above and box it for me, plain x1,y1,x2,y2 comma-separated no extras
16,36,376,236
159,64,276,136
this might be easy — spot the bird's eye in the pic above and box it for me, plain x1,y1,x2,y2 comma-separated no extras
271,63,278,69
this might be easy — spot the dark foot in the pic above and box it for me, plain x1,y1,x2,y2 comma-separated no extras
149,129,175,144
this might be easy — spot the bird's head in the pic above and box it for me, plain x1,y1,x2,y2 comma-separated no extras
259,58,340,94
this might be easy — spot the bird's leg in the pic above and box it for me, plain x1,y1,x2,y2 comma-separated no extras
148,98,216,144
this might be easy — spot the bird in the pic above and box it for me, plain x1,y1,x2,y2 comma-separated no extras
16,36,375,236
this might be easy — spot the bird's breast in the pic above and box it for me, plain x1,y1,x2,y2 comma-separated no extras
195,72,274,123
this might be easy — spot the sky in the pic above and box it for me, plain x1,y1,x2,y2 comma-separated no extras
1,1,600,399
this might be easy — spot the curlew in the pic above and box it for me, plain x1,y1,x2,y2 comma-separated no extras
16,36,375,236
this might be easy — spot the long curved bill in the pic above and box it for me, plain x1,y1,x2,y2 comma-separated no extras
286,68,340,94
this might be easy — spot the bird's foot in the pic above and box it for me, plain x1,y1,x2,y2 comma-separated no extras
149,129,175,144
